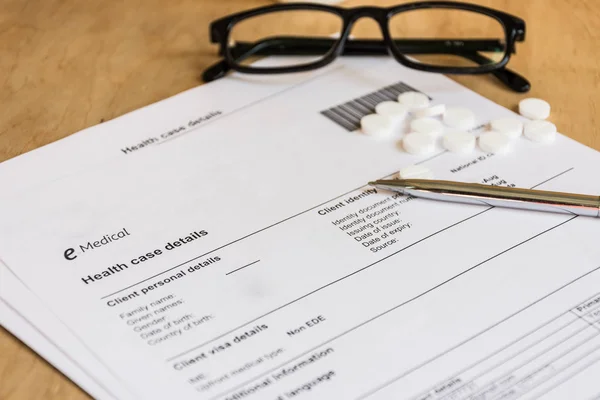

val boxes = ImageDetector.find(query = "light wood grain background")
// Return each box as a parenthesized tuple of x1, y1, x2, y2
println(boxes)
(1, 0, 599, 398)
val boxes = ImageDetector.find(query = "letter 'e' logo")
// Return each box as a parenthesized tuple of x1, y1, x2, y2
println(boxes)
(64, 248, 77, 261)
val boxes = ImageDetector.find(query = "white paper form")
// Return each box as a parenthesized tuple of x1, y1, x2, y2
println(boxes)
(1, 60, 600, 400)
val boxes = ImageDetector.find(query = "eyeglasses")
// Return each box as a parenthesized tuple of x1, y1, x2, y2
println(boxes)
(203, 1, 529, 93)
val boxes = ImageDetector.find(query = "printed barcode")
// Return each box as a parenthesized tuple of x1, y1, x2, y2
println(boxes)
(321, 81, 426, 131)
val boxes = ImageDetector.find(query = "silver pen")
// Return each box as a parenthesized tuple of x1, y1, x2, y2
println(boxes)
(369, 179, 600, 217)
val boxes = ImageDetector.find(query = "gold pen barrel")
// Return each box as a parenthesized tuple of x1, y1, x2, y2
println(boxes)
(371, 179, 600, 217)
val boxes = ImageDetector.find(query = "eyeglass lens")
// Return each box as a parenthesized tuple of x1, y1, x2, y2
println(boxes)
(228, 10, 343, 69)
(388, 9, 507, 68)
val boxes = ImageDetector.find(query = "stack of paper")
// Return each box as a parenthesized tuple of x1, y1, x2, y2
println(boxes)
(1, 57, 599, 399)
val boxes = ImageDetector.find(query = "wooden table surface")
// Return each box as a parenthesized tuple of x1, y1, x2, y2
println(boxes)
(1, 0, 599, 398)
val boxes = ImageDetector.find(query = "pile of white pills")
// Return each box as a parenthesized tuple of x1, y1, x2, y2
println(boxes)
(360, 92, 558, 157)
(359, 92, 558, 180)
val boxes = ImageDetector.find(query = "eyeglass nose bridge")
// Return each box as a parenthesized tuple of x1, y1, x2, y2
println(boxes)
(341, 7, 390, 34)
(335, 8, 395, 55)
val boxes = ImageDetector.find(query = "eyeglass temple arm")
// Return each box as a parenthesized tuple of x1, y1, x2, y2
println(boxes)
(203, 37, 530, 92)
(457, 51, 529, 93)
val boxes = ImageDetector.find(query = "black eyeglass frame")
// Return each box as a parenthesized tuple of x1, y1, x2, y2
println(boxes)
(208, 1, 526, 76)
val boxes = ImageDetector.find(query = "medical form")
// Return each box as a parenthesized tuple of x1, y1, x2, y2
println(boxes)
(1, 58, 599, 399)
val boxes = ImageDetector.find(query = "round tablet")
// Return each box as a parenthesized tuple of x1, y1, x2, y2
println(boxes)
(398, 91, 430, 110)
(402, 132, 436, 155)
(398, 164, 434, 180)
(443, 107, 476, 130)
(524, 120, 557, 144)
(479, 131, 512, 154)
(410, 117, 444, 137)
(414, 104, 446, 118)
(519, 98, 551, 120)
(442, 131, 476, 154)
(375, 101, 408, 123)
(490, 117, 523, 139)
(361, 114, 393, 138)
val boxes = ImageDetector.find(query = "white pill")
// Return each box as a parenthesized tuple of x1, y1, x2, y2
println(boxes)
(442, 131, 476, 154)
(443, 107, 476, 130)
(524, 120, 557, 144)
(414, 104, 446, 118)
(361, 114, 393, 138)
(398, 164, 434, 180)
(479, 131, 512, 154)
(398, 91, 430, 110)
(402, 132, 436, 155)
(519, 98, 551, 120)
(375, 101, 408, 123)
(410, 117, 444, 137)
(490, 117, 523, 139)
